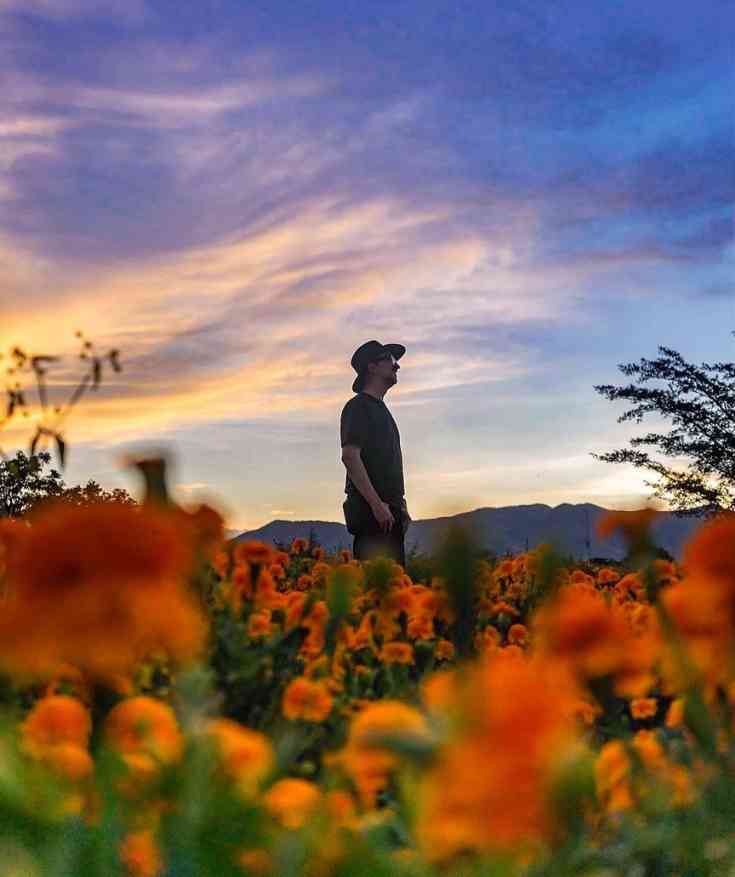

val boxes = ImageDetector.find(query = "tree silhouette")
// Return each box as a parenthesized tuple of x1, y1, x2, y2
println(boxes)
(0, 449, 136, 518)
(593, 335, 735, 517)
(0, 450, 65, 518)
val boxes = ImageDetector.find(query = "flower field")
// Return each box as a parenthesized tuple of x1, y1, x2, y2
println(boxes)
(1, 470, 735, 875)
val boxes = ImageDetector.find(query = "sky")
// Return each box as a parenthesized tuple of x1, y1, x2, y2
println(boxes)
(1, 0, 733, 531)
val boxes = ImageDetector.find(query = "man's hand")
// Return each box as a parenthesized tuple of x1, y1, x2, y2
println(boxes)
(371, 499, 396, 533)
(400, 498, 411, 529)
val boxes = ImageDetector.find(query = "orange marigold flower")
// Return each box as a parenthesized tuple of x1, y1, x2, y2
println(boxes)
(325, 788, 358, 827)
(311, 561, 331, 581)
(212, 550, 230, 578)
(512, 556, 527, 576)
(105, 697, 183, 765)
(533, 586, 656, 695)
(597, 567, 620, 585)
(406, 614, 434, 640)
(494, 559, 513, 579)
(0, 518, 27, 583)
(352, 610, 376, 650)
(254, 569, 286, 611)
(291, 537, 308, 554)
(206, 719, 274, 797)
(595, 741, 634, 814)
(264, 778, 321, 829)
(415, 652, 585, 862)
(507, 624, 529, 647)
(236, 849, 272, 876)
(652, 558, 677, 581)
(284, 592, 308, 630)
(630, 697, 658, 720)
(435, 639, 455, 661)
(178, 502, 225, 559)
(233, 540, 275, 567)
(489, 600, 519, 618)
(349, 700, 429, 750)
(39, 742, 95, 782)
(474, 625, 501, 654)
(282, 677, 333, 722)
(312, 546, 326, 561)
(119, 829, 163, 877)
(379, 642, 414, 665)
(296, 573, 314, 591)
(666, 698, 685, 728)
(0, 502, 206, 682)
(338, 700, 429, 808)
(421, 670, 458, 713)
(574, 699, 602, 727)
(248, 610, 272, 639)
(682, 513, 735, 583)
(21, 695, 92, 757)
(339, 549, 351, 563)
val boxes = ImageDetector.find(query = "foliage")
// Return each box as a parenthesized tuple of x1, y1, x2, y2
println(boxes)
(0, 449, 136, 518)
(2, 458, 735, 874)
(0, 450, 65, 518)
(593, 335, 735, 516)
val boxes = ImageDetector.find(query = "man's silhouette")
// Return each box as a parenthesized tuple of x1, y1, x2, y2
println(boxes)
(340, 340, 411, 567)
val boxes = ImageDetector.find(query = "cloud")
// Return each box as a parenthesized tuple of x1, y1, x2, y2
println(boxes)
(0, 0, 149, 23)
(1, 2, 732, 526)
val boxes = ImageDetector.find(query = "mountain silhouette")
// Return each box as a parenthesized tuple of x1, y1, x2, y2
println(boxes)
(231, 503, 703, 561)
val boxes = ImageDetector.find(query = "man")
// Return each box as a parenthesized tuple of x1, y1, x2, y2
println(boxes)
(340, 340, 411, 568)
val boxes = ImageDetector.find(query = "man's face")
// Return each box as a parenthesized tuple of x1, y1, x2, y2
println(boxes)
(370, 352, 400, 386)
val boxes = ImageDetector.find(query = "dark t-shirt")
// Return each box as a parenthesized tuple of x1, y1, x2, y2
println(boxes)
(340, 392, 405, 505)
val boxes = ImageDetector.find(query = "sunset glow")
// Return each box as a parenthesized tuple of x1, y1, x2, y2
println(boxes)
(2, 1, 732, 531)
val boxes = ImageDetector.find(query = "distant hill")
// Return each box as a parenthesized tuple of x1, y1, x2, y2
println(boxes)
(230, 503, 704, 561)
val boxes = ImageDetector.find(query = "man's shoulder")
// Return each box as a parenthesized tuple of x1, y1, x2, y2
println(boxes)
(341, 394, 369, 415)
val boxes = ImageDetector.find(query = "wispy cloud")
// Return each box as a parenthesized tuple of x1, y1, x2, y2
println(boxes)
(1, 2, 732, 526)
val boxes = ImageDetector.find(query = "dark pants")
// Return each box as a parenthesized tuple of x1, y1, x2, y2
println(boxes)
(343, 495, 406, 568)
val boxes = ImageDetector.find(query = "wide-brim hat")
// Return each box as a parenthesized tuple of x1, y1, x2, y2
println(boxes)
(351, 340, 406, 393)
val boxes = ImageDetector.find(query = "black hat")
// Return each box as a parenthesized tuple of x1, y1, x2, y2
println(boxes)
(350, 340, 406, 393)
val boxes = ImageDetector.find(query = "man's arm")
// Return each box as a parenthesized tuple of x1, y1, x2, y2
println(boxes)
(341, 446, 382, 509)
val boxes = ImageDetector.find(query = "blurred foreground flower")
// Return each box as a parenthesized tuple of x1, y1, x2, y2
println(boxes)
(416, 650, 592, 864)
(0, 500, 209, 682)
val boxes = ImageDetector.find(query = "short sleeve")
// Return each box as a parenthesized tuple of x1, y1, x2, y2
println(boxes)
(340, 399, 370, 448)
